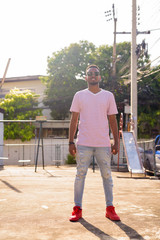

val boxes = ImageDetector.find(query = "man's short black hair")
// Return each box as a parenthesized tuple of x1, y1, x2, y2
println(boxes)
(86, 65, 100, 74)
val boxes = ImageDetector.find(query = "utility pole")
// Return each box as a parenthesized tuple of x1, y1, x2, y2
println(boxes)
(105, 2, 150, 139)
(105, 4, 117, 78)
(131, 0, 137, 139)
(0, 58, 11, 89)
(105, 2, 150, 140)
(112, 4, 117, 78)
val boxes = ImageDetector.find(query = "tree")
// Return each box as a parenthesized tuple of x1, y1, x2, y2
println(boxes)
(42, 39, 160, 138)
(138, 65, 160, 138)
(0, 88, 42, 141)
(41, 40, 96, 119)
(95, 42, 131, 114)
(42, 41, 131, 119)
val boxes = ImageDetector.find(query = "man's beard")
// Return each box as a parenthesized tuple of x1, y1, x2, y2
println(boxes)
(89, 82, 99, 86)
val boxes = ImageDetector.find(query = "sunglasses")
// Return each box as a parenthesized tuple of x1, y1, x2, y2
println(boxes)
(87, 72, 100, 76)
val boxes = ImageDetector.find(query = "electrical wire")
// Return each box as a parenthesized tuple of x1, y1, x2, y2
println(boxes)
(137, 56, 160, 71)
(138, 71, 160, 94)
(137, 68, 160, 81)
(117, 0, 160, 78)
(149, 37, 160, 50)
(137, 0, 160, 60)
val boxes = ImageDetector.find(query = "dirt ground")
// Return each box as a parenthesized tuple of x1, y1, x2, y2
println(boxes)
(0, 165, 160, 240)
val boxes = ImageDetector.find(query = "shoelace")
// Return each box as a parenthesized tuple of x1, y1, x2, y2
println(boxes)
(73, 207, 81, 214)
(108, 207, 115, 214)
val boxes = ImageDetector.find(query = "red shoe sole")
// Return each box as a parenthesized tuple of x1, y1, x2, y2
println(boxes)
(69, 216, 82, 222)
(106, 214, 120, 221)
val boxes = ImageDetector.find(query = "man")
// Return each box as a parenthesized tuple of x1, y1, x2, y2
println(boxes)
(69, 64, 120, 222)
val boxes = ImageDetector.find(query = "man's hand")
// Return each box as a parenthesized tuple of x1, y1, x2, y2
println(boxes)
(69, 144, 76, 157)
(69, 112, 79, 157)
(108, 114, 118, 155)
(111, 143, 118, 155)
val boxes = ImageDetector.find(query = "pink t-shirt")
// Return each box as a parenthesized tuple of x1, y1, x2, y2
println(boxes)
(70, 89, 118, 147)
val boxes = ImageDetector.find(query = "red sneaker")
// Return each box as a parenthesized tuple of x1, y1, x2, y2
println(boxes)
(106, 206, 120, 221)
(69, 206, 82, 222)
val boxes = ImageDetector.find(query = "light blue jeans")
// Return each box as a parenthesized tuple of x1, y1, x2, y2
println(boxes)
(74, 145, 113, 208)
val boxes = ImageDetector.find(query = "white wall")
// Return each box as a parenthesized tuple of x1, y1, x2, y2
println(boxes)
(3, 138, 69, 166)
(3, 138, 124, 166)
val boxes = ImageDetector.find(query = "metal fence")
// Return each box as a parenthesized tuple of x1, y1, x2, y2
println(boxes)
(137, 139, 155, 152)
(2, 139, 69, 166)
(1, 138, 159, 176)
(137, 139, 158, 174)
(112, 138, 159, 175)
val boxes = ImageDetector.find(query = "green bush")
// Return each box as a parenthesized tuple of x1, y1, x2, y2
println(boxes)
(66, 153, 76, 164)
(0, 88, 42, 141)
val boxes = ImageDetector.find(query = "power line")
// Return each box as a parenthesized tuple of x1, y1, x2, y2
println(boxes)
(137, 67, 160, 80)
(138, 56, 160, 71)
(149, 37, 160, 50)
(120, 56, 160, 79)
(138, 0, 160, 61)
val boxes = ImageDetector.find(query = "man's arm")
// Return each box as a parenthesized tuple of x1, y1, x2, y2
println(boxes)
(108, 114, 118, 155)
(69, 112, 79, 156)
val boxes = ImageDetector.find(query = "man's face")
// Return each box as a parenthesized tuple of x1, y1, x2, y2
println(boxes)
(85, 67, 101, 85)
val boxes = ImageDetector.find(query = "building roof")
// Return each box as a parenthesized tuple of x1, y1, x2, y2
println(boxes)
(0, 75, 45, 83)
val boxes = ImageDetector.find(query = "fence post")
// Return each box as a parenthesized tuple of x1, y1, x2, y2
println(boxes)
(0, 109, 4, 167)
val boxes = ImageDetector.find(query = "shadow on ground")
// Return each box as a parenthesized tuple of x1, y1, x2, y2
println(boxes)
(79, 218, 145, 240)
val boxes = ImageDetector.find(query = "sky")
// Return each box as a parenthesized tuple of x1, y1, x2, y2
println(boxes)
(0, 0, 160, 78)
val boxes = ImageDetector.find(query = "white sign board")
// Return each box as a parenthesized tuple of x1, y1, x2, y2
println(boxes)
(124, 106, 131, 114)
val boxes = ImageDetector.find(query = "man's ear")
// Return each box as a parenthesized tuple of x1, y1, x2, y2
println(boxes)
(85, 76, 88, 81)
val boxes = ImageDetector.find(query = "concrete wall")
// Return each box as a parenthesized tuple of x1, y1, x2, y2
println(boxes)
(3, 138, 125, 166)
(3, 138, 69, 166)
